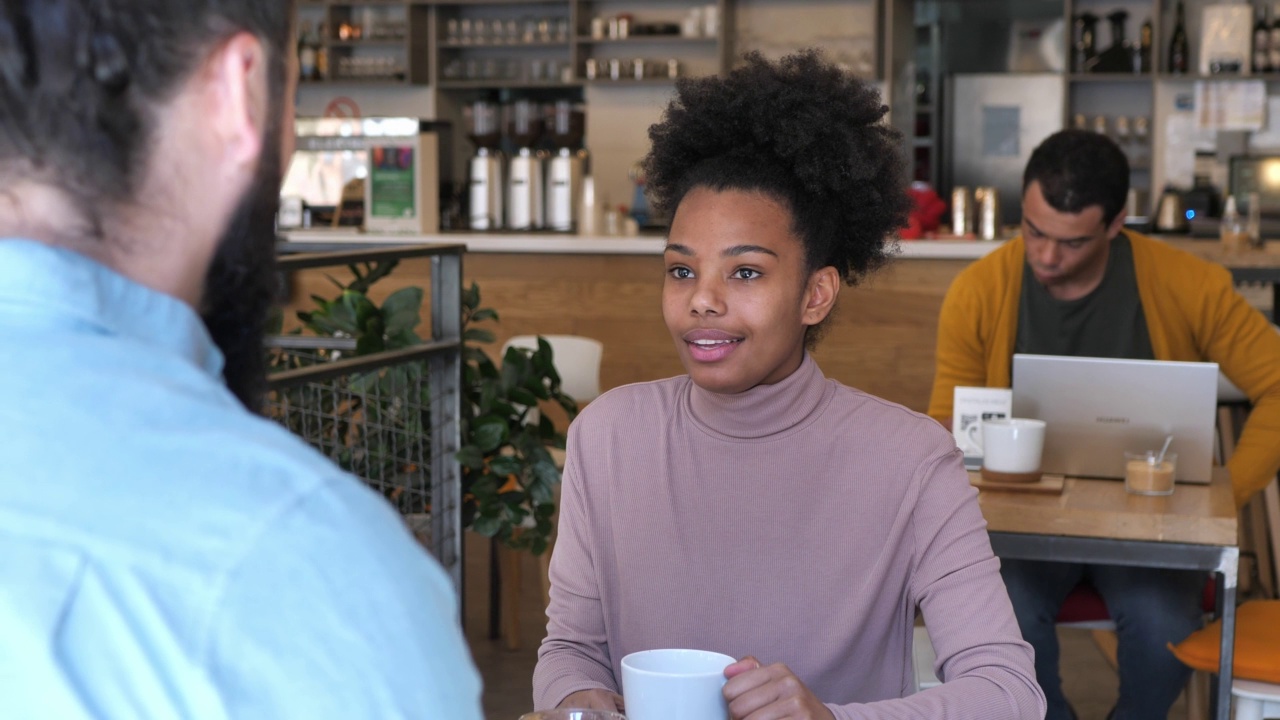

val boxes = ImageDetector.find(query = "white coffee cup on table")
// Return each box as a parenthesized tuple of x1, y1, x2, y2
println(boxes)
(621, 648, 734, 720)
(981, 418, 1046, 474)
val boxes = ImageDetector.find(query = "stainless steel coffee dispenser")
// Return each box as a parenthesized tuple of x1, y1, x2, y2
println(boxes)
(546, 100, 586, 232)
(506, 100, 545, 231)
(507, 147, 545, 231)
(467, 100, 503, 230)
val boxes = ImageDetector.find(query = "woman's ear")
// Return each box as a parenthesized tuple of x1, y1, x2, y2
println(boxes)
(802, 266, 841, 327)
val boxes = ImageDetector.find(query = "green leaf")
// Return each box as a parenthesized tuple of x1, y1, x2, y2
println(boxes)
(356, 332, 384, 356)
(509, 387, 539, 407)
(462, 281, 480, 312)
(528, 477, 554, 505)
(349, 370, 381, 394)
(383, 287, 424, 335)
(470, 308, 498, 322)
(488, 455, 522, 477)
(472, 514, 502, 537)
(532, 458, 561, 488)
(325, 297, 359, 334)
(464, 327, 496, 344)
(472, 417, 509, 452)
(456, 446, 485, 469)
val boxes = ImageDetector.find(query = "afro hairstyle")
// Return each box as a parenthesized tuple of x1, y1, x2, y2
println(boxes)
(644, 49, 911, 286)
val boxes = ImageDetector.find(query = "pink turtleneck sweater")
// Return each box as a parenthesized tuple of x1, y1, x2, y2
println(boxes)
(533, 355, 1045, 719)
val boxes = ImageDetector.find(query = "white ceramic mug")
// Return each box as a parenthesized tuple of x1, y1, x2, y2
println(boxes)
(621, 648, 734, 720)
(981, 418, 1046, 474)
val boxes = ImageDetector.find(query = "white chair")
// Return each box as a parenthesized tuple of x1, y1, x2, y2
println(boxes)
(491, 334, 603, 648)
(501, 334, 603, 406)
(1234, 679, 1280, 720)
(912, 626, 942, 693)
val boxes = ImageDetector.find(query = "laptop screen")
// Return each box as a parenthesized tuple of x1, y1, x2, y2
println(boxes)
(1010, 354, 1219, 483)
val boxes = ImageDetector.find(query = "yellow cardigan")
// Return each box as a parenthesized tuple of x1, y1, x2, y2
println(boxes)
(928, 231, 1280, 508)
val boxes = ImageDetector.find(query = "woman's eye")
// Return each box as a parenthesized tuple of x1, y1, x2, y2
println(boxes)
(733, 268, 761, 280)
(668, 266, 693, 279)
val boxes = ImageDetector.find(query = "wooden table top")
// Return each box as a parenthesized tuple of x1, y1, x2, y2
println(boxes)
(972, 467, 1238, 547)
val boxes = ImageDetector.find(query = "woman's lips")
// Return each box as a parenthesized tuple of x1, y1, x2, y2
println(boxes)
(683, 330, 743, 362)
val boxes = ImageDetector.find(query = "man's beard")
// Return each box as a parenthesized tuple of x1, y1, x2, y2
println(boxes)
(201, 130, 284, 413)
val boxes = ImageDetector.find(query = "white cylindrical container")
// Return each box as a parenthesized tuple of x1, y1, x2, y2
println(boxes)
(547, 148, 585, 232)
(506, 148, 545, 230)
(578, 175, 597, 235)
(702, 4, 719, 36)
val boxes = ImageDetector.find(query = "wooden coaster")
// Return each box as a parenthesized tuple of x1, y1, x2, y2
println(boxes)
(980, 467, 1042, 484)
(970, 469, 1066, 495)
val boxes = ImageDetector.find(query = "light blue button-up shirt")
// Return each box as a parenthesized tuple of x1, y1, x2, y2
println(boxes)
(0, 240, 483, 719)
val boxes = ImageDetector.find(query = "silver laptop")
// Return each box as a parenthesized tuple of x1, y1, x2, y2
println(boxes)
(1011, 354, 1219, 484)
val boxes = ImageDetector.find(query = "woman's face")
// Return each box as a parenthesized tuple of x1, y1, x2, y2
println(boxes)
(662, 187, 838, 394)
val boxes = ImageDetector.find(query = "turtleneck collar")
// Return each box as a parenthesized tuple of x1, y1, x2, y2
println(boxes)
(685, 353, 834, 440)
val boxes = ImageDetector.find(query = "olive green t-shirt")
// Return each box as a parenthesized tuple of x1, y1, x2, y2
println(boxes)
(1015, 233, 1155, 359)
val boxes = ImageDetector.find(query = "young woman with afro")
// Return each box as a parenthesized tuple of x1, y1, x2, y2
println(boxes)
(532, 50, 1045, 720)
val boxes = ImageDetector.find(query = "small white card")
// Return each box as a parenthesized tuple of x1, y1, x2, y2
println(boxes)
(952, 387, 1013, 461)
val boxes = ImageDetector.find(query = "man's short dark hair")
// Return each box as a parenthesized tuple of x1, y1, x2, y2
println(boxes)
(0, 1, 295, 234)
(1023, 129, 1130, 224)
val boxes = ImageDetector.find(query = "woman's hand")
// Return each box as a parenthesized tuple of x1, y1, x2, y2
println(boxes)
(722, 656, 835, 720)
(558, 689, 625, 712)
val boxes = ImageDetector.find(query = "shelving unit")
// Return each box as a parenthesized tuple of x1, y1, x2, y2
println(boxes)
(571, 0, 734, 81)
(297, 0, 431, 85)
(1057, 0, 1280, 217)
(1063, 0, 1164, 215)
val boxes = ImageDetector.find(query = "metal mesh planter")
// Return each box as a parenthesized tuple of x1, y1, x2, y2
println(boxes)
(266, 244, 464, 589)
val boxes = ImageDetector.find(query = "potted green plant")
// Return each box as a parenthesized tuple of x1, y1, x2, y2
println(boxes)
(457, 282, 577, 556)
(270, 262, 575, 556)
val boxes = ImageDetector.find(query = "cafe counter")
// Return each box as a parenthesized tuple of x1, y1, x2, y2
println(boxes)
(279, 231, 1280, 415)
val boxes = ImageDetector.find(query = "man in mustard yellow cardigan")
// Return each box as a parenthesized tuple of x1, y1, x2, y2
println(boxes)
(929, 130, 1280, 720)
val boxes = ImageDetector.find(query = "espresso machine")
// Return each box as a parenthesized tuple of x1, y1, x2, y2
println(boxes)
(506, 99, 545, 231)
(467, 100, 503, 230)
(546, 100, 587, 232)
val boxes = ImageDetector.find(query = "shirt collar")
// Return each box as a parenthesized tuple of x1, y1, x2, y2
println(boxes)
(0, 239, 225, 378)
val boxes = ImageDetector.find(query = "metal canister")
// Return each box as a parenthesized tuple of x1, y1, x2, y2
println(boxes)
(974, 186, 1000, 240)
(584, 58, 599, 80)
(951, 186, 973, 237)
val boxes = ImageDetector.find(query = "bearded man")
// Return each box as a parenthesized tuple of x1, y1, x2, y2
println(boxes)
(0, 2, 482, 716)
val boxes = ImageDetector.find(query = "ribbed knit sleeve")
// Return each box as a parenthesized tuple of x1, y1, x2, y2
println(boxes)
(532, 430, 618, 709)
(827, 446, 1045, 719)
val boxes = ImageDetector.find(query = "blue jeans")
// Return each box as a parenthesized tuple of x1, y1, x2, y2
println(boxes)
(1000, 559, 1205, 720)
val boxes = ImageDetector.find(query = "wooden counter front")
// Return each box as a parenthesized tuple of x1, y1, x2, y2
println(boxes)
(283, 251, 971, 414)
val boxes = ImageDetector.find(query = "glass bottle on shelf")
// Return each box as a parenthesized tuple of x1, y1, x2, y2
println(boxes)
(1271, 4, 1280, 72)
(315, 21, 328, 80)
(1247, 192, 1264, 249)
(1255, 5, 1271, 74)
(298, 20, 317, 81)
(1139, 18, 1153, 73)
(1221, 195, 1248, 253)
(1169, 1, 1189, 74)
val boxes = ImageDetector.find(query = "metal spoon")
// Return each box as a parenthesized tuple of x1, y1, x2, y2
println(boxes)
(1155, 434, 1174, 465)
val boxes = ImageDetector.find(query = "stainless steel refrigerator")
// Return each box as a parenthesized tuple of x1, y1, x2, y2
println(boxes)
(946, 73, 1064, 227)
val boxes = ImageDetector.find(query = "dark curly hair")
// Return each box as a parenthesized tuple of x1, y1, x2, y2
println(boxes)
(644, 50, 911, 297)
(1023, 129, 1130, 224)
